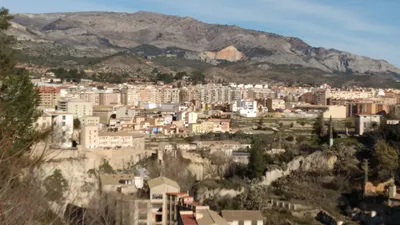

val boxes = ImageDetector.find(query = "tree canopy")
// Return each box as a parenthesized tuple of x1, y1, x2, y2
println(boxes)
(372, 140, 399, 180)
(247, 140, 267, 179)
(0, 7, 42, 156)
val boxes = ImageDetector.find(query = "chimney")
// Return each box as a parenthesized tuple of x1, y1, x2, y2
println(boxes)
(389, 185, 397, 198)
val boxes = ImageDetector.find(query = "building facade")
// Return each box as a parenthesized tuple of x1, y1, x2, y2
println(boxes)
(58, 99, 93, 118)
(355, 114, 382, 135)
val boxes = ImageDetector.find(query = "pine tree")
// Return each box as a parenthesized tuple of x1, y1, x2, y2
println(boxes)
(247, 140, 266, 179)
(0, 7, 42, 156)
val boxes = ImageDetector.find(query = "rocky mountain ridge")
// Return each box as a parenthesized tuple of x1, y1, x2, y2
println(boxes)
(8, 11, 400, 77)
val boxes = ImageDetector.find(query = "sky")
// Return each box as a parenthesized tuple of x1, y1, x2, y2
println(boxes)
(2, 0, 400, 67)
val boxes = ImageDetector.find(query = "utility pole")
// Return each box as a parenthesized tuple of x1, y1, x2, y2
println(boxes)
(278, 129, 282, 149)
(363, 159, 369, 185)
(329, 116, 334, 147)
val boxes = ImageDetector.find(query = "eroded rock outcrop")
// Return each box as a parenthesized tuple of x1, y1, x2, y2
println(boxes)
(202, 46, 245, 62)
(263, 151, 337, 185)
(35, 157, 99, 217)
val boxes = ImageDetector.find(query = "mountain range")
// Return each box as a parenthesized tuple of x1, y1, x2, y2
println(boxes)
(8, 11, 400, 87)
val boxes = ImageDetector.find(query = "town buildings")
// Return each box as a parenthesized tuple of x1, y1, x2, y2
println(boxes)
(148, 177, 181, 225)
(38, 86, 62, 109)
(58, 98, 93, 118)
(266, 98, 285, 112)
(221, 210, 264, 225)
(105, 176, 264, 225)
(33, 79, 400, 143)
(99, 174, 144, 195)
(355, 114, 382, 135)
(36, 110, 74, 149)
(81, 123, 145, 150)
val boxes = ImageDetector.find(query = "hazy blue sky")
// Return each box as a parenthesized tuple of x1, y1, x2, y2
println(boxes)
(3, 0, 400, 66)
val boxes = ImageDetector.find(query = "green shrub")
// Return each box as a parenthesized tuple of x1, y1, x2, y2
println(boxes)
(44, 169, 68, 202)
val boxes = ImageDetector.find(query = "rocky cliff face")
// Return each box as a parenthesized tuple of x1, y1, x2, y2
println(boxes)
(35, 157, 99, 216)
(263, 151, 337, 185)
(8, 11, 400, 76)
(200, 46, 245, 63)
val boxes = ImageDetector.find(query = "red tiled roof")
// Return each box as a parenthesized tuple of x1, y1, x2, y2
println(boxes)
(181, 214, 198, 225)
(37, 86, 59, 93)
(37, 86, 69, 93)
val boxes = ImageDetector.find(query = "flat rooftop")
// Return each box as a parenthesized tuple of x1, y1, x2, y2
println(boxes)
(98, 130, 144, 138)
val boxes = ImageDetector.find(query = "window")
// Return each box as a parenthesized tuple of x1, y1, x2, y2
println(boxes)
(244, 220, 251, 225)
(155, 215, 162, 222)
(62, 116, 66, 120)
(62, 122, 66, 126)
(152, 194, 163, 200)
(62, 131, 66, 136)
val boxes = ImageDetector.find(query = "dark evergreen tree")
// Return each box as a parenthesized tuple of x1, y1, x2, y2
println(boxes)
(0, 7, 42, 156)
(247, 140, 266, 179)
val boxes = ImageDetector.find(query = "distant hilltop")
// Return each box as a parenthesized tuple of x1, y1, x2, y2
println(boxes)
(8, 11, 400, 87)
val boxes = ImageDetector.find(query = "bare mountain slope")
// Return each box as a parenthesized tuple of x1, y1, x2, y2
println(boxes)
(9, 11, 400, 75)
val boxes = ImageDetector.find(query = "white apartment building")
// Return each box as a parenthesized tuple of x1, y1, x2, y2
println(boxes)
(232, 100, 258, 117)
(329, 89, 377, 100)
(58, 99, 93, 118)
(36, 111, 74, 149)
(355, 114, 382, 135)
(185, 112, 198, 124)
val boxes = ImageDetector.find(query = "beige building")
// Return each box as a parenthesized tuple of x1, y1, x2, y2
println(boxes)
(140, 86, 162, 104)
(166, 192, 229, 225)
(221, 210, 264, 225)
(355, 114, 382, 135)
(38, 86, 61, 109)
(114, 196, 152, 225)
(99, 174, 143, 195)
(81, 124, 145, 150)
(179, 87, 195, 103)
(267, 98, 285, 112)
(58, 99, 93, 118)
(148, 177, 180, 225)
(322, 105, 347, 119)
(161, 87, 180, 103)
(330, 89, 376, 99)
(81, 125, 99, 149)
(98, 131, 145, 149)
(93, 105, 115, 124)
(121, 87, 140, 106)
(80, 116, 100, 127)
(79, 92, 100, 105)
(314, 89, 330, 105)
(99, 92, 121, 105)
